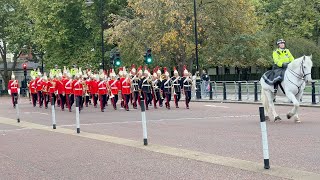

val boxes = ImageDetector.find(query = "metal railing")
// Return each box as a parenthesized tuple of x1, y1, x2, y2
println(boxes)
(196, 80, 320, 105)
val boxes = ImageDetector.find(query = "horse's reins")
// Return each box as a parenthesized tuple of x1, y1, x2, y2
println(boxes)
(285, 56, 311, 95)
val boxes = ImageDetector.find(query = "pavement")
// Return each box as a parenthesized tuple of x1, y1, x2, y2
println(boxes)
(1, 96, 320, 180)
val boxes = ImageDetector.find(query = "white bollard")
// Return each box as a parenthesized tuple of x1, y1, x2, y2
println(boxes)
(140, 95, 148, 145)
(76, 96, 80, 133)
(51, 96, 56, 129)
(259, 106, 270, 169)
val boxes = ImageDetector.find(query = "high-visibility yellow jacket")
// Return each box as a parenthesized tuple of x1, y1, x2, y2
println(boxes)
(272, 48, 294, 67)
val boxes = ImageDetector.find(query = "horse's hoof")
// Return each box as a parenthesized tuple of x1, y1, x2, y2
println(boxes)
(265, 116, 270, 121)
(287, 113, 294, 119)
(274, 116, 281, 122)
(295, 119, 301, 123)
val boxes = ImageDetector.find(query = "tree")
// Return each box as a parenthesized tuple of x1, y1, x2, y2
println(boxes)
(0, 0, 32, 90)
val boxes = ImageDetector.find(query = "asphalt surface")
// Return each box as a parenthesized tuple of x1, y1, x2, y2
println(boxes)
(1, 96, 320, 180)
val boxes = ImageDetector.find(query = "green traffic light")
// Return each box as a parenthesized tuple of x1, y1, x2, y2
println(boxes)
(115, 60, 121, 66)
(147, 58, 152, 63)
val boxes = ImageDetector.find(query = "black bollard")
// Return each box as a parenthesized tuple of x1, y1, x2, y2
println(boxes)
(254, 81, 258, 102)
(259, 107, 270, 169)
(209, 82, 213, 100)
(223, 82, 227, 100)
(238, 82, 242, 101)
(140, 95, 148, 145)
(311, 81, 316, 104)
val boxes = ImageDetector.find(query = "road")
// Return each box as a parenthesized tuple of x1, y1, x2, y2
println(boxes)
(1, 97, 320, 180)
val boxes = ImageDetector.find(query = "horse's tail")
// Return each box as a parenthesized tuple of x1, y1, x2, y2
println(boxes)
(261, 88, 269, 113)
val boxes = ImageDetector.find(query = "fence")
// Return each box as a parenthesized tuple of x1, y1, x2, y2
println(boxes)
(197, 80, 320, 105)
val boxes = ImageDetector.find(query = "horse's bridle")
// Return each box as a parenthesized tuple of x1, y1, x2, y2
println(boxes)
(285, 56, 311, 95)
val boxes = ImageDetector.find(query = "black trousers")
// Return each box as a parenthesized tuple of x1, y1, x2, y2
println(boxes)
(111, 94, 119, 108)
(100, 94, 107, 110)
(32, 93, 38, 107)
(75, 95, 83, 111)
(37, 91, 43, 107)
(11, 93, 18, 107)
(50, 93, 56, 106)
(123, 94, 130, 108)
(59, 94, 66, 110)
(92, 94, 98, 106)
(174, 92, 181, 105)
(185, 91, 191, 104)
(43, 93, 49, 108)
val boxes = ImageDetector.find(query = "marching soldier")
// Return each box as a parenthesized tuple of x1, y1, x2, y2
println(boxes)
(29, 74, 38, 107)
(118, 67, 125, 108)
(109, 69, 120, 110)
(121, 70, 131, 111)
(181, 65, 192, 109)
(73, 73, 84, 112)
(98, 73, 108, 112)
(152, 68, 161, 109)
(47, 72, 57, 106)
(64, 72, 74, 112)
(171, 67, 182, 108)
(35, 69, 43, 108)
(56, 73, 66, 111)
(161, 67, 172, 109)
(41, 73, 50, 109)
(140, 67, 153, 110)
(84, 73, 91, 107)
(131, 65, 141, 109)
(156, 67, 164, 107)
(90, 74, 99, 108)
(8, 72, 19, 108)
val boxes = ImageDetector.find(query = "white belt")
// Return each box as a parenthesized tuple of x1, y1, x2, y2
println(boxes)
(184, 85, 191, 87)
(165, 87, 171, 88)
(132, 83, 138, 85)
(65, 87, 72, 89)
(111, 87, 118, 89)
(123, 86, 130, 88)
(11, 87, 18, 89)
(75, 88, 82, 90)
(142, 85, 150, 86)
(173, 84, 180, 86)
(99, 88, 106, 90)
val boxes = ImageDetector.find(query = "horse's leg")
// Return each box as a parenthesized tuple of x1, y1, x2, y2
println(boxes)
(261, 89, 270, 121)
(265, 89, 280, 121)
(286, 92, 301, 123)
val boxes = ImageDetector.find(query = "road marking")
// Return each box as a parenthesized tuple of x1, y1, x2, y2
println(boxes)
(59, 115, 259, 127)
(205, 104, 230, 108)
(24, 112, 49, 115)
(0, 117, 319, 179)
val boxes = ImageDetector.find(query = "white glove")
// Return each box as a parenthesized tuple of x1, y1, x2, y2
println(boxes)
(18, 88, 20, 95)
(8, 90, 11, 95)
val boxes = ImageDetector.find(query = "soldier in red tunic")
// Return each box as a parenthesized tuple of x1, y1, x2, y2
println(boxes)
(47, 72, 57, 106)
(73, 73, 84, 112)
(121, 71, 131, 111)
(118, 67, 125, 108)
(98, 73, 108, 112)
(41, 73, 50, 109)
(108, 69, 120, 110)
(84, 74, 91, 107)
(35, 69, 43, 108)
(56, 73, 66, 111)
(8, 72, 19, 108)
(29, 75, 38, 107)
(64, 72, 74, 112)
(90, 74, 99, 108)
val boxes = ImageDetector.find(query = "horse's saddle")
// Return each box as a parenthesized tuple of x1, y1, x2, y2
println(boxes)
(262, 68, 286, 85)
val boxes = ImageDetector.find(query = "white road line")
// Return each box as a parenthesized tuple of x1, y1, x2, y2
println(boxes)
(59, 114, 260, 127)
(205, 105, 230, 108)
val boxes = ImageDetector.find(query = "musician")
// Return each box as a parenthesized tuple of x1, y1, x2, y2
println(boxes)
(180, 65, 192, 109)
(109, 69, 120, 110)
(8, 72, 19, 108)
(156, 67, 164, 107)
(131, 65, 141, 109)
(47, 73, 57, 106)
(90, 74, 99, 108)
(98, 73, 108, 112)
(139, 67, 153, 110)
(171, 67, 182, 108)
(152, 68, 161, 109)
(41, 73, 50, 109)
(73, 73, 84, 112)
(83, 74, 91, 107)
(35, 69, 43, 108)
(56, 73, 66, 111)
(161, 67, 172, 109)
(118, 67, 125, 108)
(64, 72, 74, 112)
(121, 71, 131, 111)
(29, 75, 38, 107)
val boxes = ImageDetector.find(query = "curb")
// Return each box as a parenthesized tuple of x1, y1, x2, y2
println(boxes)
(192, 99, 320, 108)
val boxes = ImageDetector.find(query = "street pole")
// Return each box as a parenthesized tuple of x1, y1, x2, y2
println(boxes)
(193, 0, 201, 99)
(100, 0, 105, 71)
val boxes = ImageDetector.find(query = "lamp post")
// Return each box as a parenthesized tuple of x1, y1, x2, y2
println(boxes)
(85, 0, 105, 70)
(193, 0, 201, 99)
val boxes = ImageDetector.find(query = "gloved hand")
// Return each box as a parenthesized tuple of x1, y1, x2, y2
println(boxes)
(8, 90, 11, 95)
(282, 63, 289, 68)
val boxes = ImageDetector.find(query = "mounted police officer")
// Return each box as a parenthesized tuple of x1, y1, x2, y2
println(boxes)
(272, 39, 294, 94)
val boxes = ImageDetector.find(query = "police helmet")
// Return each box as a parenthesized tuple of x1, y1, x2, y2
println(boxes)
(276, 39, 286, 45)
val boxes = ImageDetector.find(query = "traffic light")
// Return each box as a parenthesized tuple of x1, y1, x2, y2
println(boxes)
(144, 48, 152, 64)
(114, 52, 121, 67)
(22, 63, 27, 76)
(110, 54, 114, 66)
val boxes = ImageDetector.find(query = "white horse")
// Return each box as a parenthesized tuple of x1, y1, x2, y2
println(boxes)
(260, 55, 313, 123)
